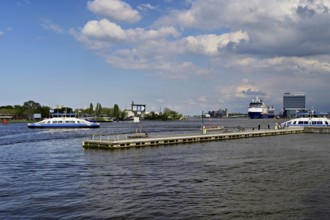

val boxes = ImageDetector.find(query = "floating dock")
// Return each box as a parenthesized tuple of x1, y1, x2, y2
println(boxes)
(83, 127, 304, 150)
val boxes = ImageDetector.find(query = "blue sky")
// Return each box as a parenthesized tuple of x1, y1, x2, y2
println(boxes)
(1, 0, 330, 115)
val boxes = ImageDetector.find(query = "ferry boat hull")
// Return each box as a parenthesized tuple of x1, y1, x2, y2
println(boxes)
(27, 117, 100, 129)
(27, 124, 100, 129)
(281, 117, 330, 128)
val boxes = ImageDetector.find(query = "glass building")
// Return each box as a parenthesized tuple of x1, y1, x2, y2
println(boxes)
(283, 92, 306, 117)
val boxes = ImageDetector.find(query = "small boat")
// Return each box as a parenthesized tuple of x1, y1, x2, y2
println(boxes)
(280, 117, 330, 128)
(27, 117, 100, 129)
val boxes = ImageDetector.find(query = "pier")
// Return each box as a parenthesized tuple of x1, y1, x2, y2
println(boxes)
(303, 126, 330, 133)
(83, 127, 304, 150)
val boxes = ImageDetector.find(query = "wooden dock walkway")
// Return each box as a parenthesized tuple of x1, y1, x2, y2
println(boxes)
(82, 127, 304, 150)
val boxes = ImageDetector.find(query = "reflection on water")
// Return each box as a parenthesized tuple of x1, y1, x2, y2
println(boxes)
(0, 119, 330, 219)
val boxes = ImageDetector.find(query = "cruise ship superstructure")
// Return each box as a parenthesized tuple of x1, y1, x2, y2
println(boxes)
(248, 97, 275, 119)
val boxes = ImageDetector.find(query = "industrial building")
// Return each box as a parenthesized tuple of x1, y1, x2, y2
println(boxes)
(283, 92, 306, 118)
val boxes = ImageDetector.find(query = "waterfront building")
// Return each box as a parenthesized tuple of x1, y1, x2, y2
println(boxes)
(0, 114, 13, 120)
(207, 108, 228, 118)
(283, 92, 306, 118)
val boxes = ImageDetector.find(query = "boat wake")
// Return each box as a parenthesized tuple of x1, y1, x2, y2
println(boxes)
(0, 129, 88, 146)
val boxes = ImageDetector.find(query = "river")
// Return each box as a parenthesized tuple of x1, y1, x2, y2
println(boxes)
(1, 118, 330, 219)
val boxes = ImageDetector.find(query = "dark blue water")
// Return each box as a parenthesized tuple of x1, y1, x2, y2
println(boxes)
(1, 119, 330, 219)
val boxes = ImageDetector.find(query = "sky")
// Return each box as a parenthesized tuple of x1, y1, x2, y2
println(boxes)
(1, 0, 330, 115)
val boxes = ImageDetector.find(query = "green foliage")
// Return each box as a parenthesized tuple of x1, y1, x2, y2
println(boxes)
(23, 100, 41, 110)
(0, 101, 46, 120)
(113, 104, 120, 119)
(120, 110, 127, 119)
(89, 103, 94, 115)
(1, 101, 183, 121)
(39, 106, 51, 118)
(145, 107, 183, 120)
(0, 105, 13, 109)
(95, 103, 102, 116)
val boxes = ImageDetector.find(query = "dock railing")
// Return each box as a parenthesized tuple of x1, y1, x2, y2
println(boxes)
(90, 132, 148, 141)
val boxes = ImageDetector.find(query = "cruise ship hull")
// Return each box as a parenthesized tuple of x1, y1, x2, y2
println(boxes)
(248, 97, 275, 119)
(248, 112, 268, 119)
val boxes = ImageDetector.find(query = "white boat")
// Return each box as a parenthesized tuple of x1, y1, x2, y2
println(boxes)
(280, 117, 330, 128)
(267, 105, 275, 118)
(248, 97, 269, 119)
(27, 117, 100, 129)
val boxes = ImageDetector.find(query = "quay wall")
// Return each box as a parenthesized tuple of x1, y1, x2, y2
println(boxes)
(303, 126, 330, 133)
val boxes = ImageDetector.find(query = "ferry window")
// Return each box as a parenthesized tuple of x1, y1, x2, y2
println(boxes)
(304, 121, 308, 124)
(58, 121, 63, 124)
(47, 121, 51, 124)
(293, 121, 297, 124)
(288, 122, 291, 125)
(298, 121, 304, 125)
(65, 121, 71, 124)
(317, 121, 323, 124)
(312, 121, 316, 124)
(53, 121, 58, 124)
(326, 121, 329, 125)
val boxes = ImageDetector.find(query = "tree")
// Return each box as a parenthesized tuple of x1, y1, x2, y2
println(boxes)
(13, 105, 25, 119)
(23, 100, 41, 120)
(113, 104, 120, 120)
(120, 110, 127, 119)
(39, 106, 51, 118)
(95, 103, 102, 116)
(89, 103, 94, 115)
(23, 100, 41, 110)
(0, 105, 13, 109)
(144, 108, 182, 120)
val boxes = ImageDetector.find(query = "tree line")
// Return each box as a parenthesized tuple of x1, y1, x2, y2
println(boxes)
(0, 100, 183, 121)
(145, 107, 183, 120)
(0, 100, 126, 120)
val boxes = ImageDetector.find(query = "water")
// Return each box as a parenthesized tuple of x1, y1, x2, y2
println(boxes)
(1, 119, 330, 219)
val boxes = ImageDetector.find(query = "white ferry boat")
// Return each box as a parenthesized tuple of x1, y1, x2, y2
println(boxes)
(27, 117, 100, 129)
(281, 117, 330, 128)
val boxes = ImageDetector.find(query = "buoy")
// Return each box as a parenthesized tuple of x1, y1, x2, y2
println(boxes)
(3, 119, 7, 125)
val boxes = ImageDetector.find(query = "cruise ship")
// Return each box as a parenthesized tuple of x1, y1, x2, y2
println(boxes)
(248, 97, 275, 119)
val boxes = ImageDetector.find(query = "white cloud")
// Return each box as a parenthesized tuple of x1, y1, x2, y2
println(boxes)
(72, 0, 330, 113)
(87, 0, 141, 23)
(155, 0, 302, 29)
(198, 96, 207, 102)
(155, 0, 330, 57)
(215, 79, 268, 105)
(137, 3, 158, 11)
(81, 19, 126, 41)
(70, 28, 112, 50)
(184, 99, 196, 106)
(126, 26, 180, 41)
(183, 31, 249, 56)
(0, 27, 13, 37)
(106, 52, 211, 79)
(79, 19, 179, 43)
(227, 56, 330, 77)
(40, 20, 64, 34)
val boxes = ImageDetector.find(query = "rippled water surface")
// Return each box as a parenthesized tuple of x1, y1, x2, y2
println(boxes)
(1, 119, 330, 219)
